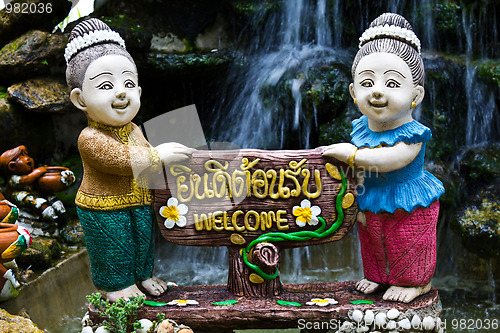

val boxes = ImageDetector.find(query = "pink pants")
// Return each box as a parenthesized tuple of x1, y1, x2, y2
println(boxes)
(358, 201, 440, 287)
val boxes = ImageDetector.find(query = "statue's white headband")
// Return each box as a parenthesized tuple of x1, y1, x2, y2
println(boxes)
(359, 24, 421, 53)
(64, 30, 126, 64)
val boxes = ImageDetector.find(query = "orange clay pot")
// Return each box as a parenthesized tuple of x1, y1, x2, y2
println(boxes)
(35, 166, 74, 194)
(0, 223, 20, 263)
(0, 204, 11, 222)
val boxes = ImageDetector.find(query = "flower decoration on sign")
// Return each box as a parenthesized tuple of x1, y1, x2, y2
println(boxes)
(293, 199, 321, 227)
(306, 298, 338, 307)
(167, 299, 199, 307)
(159, 197, 188, 229)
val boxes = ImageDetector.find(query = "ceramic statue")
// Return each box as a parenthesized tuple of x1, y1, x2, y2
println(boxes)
(65, 18, 192, 302)
(0, 193, 31, 301)
(0, 145, 75, 221)
(323, 13, 445, 303)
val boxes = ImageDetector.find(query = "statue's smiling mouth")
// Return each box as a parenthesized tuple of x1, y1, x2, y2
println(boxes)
(369, 101, 388, 108)
(113, 101, 129, 110)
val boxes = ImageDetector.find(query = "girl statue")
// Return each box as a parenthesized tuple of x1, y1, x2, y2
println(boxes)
(65, 18, 192, 302)
(323, 13, 445, 303)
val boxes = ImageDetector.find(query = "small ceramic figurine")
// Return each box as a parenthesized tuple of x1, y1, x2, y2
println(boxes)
(0, 193, 31, 301)
(65, 18, 192, 302)
(0, 145, 75, 221)
(0, 222, 31, 301)
(323, 13, 445, 303)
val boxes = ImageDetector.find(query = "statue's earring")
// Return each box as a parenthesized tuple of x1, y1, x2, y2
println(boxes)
(353, 98, 357, 105)
(411, 101, 417, 109)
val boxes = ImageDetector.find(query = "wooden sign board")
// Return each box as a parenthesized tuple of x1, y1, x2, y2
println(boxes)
(153, 148, 358, 297)
(154, 148, 357, 247)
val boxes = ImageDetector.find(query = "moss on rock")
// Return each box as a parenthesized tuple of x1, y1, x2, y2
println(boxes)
(453, 186, 500, 259)
(0, 308, 44, 333)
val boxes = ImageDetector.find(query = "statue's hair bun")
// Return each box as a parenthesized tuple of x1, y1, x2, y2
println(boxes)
(69, 18, 112, 42)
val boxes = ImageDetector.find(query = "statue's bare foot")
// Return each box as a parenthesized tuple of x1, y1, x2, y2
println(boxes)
(102, 284, 144, 302)
(140, 276, 170, 296)
(356, 278, 381, 294)
(382, 282, 431, 303)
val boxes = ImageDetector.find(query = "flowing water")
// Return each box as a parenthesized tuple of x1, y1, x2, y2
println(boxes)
(43, 0, 499, 332)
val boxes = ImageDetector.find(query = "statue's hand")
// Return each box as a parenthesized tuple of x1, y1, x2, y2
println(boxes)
(322, 143, 356, 163)
(155, 142, 193, 165)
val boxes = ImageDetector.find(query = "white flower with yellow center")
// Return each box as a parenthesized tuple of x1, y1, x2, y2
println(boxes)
(306, 298, 338, 307)
(167, 299, 199, 307)
(293, 199, 321, 227)
(159, 197, 188, 229)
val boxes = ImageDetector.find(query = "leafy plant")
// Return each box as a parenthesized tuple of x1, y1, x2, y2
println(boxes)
(86, 293, 172, 333)
(86, 293, 145, 333)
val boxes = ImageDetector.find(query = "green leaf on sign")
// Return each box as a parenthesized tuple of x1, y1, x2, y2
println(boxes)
(212, 300, 238, 306)
(144, 300, 169, 307)
(277, 300, 302, 307)
(350, 300, 374, 305)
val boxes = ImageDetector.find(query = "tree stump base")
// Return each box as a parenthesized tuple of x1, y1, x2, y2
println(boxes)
(89, 281, 442, 333)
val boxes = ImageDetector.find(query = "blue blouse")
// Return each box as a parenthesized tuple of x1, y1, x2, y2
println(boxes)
(351, 116, 445, 214)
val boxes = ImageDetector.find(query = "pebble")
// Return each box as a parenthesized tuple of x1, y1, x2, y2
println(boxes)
(81, 327, 93, 333)
(374, 312, 387, 327)
(398, 318, 412, 330)
(341, 321, 355, 331)
(351, 309, 364, 323)
(422, 316, 436, 331)
(387, 308, 400, 320)
(136, 319, 153, 333)
(435, 317, 442, 332)
(364, 309, 375, 326)
(411, 315, 422, 328)
(95, 327, 110, 333)
(356, 326, 370, 333)
(157, 320, 175, 333)
(387, 320, 397, 330)
(178, 329, 194, 333)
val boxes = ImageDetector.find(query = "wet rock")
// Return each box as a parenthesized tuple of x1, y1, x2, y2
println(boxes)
(0, 308, 44, 333)
(0, 97, 55, 157)
(99, 16, 152, 52)
(453, 184, 500, 258)
(0, 30, 67, 82)
(7, 77, 71, 113)
(0, 0, 71, 47)
(60, 218, 85, 245)
(459, 144, 500, 188)
(194, 14, 230, 51)
(17, 236, 61, 269)
(94, 0, 226, 43)
(147, 50, 234, 78)
(151, 32, 189, 53)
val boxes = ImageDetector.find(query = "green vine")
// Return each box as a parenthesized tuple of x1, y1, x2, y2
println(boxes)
(242, 169, 347, 280)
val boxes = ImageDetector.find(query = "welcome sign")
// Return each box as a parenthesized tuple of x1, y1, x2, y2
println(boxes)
(154, 148, 357, 248)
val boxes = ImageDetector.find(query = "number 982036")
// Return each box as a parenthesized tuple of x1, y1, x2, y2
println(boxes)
(4, 2, 52, 14)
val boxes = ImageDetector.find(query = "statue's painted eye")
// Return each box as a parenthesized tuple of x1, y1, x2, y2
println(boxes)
(125, 79, 136, 88)
(360, 79, 373, 87)
(386, 80, 400, 88)
(97, 82, 113, 90)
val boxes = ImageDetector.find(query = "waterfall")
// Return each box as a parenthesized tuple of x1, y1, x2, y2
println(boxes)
(462, 5, 498, 146)
(212, 0, 347, 150)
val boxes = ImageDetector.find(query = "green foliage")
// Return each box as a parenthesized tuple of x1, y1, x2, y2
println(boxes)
(86, 293, 145, 333)
(478, 62, 500, 88)
(435, 2, 461, 32)
(0, 86, 8, 99)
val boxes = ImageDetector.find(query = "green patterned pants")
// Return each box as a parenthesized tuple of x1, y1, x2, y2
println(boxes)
(77, 206, 155, 291)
